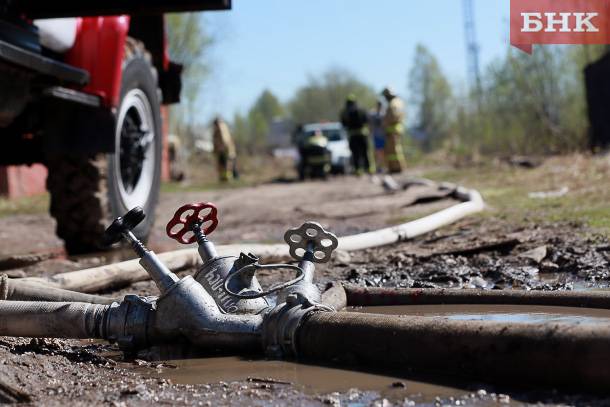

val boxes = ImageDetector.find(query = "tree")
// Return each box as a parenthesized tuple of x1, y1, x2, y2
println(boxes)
(231, 112, 249, 150)
(250, 89, 284, 124)
(230, 89, 285, 152)
(166, 13, 214, 136)
(289, 68, 377, 124)
(451, 45, 593, 158)
(408, 45, 454, 151)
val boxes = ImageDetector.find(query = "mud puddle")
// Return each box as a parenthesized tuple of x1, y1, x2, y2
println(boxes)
(152, 356, 472, 403)
(350, 304, 610, 325)
(140, 304, 610, 404)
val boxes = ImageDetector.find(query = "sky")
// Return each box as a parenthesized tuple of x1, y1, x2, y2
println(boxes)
(197, 0, 512, 122)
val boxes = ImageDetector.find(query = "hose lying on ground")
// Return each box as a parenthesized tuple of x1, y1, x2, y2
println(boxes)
(21, 182, 484, 293)
(338, 186, 483, 251)
(0, 275, 115, 304)
(341, 285, 610, 310)
(297, 311, 610, 392)
(0, 301, 108, 339)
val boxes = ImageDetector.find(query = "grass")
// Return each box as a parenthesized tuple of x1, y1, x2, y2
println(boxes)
(0, 193, 49, 218)
(420, 154, 610, 236)
(166, 152, 610, 236)
(164, 155, 296, 193)
(2, 152, 595, 236)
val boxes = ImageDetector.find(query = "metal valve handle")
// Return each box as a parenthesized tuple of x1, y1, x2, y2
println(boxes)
(166, 202, 219, 244)
(283, 221, 338, 263)
(103, 206, 146, 245)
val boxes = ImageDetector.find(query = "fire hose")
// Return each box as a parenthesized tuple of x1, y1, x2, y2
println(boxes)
(0, 274, 115, 304)
(20, 181, 483, 293)
(2, 194, 610, 392)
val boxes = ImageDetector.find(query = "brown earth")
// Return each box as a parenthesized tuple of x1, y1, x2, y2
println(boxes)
(1, 158, 610, 406)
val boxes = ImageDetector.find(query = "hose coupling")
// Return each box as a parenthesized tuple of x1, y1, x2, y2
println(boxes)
(262, 292, 333, 358)
(105, 295, 154, 352)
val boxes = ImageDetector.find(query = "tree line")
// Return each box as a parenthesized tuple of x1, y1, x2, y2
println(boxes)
(167, 14, 605, 158)
(229, 44, 605, 158)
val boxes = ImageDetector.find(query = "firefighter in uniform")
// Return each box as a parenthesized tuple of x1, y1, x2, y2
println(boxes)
(370, 100, 385, 173)
(299, 129, 331, 180)
(340, 95, 373, 175)
(168, 134, 185, 182)
(382, 87, 406, 173)
(212, 116, 236, 182)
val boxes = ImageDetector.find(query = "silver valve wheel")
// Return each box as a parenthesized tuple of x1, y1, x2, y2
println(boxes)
(283, 221, 338, 263)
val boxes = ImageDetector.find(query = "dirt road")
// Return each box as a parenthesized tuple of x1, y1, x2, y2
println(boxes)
(1, 168, 609, 405)
(0, 175, 454, 257)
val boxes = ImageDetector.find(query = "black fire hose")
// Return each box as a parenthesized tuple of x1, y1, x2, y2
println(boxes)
(342, 285, 610, 309)
(296, 311, 610, 392)
(0, 275, 116, 304)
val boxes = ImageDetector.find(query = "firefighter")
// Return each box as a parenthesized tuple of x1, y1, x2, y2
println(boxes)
(370, 100, 385, 173)
(382, 87, 406, 173)
(340, 95, 373, 175)
(299, 129, 331, 180)
(168, 134, 185, 182)
(212, 116, 236, 182)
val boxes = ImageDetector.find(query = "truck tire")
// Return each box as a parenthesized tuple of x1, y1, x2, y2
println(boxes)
(47, 39, 162, 254)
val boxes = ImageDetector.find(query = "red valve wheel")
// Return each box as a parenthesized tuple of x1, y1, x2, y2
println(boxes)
(166, 202, 219, 244)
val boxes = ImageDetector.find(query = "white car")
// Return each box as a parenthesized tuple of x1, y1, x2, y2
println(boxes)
(302, 122, 352, 174)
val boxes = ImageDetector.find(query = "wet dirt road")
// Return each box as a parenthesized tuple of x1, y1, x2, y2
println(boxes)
(0, 176, 453, 257)
(1, 175, 610, 405)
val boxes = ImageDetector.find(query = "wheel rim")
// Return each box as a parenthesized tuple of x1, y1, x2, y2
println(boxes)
(114, 89, 156, 210)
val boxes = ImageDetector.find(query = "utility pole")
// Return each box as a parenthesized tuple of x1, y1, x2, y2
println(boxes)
(463, 0, 482, 95)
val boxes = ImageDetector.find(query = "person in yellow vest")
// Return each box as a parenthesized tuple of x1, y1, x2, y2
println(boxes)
(299, 129, 331, 180)
(212, 116, 236, 182)
(382, 87, 406, 173)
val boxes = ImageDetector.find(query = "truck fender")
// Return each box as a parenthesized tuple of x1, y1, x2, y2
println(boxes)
(66, 16, 130, 108)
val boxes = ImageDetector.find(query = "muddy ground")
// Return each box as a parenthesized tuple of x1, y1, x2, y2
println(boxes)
(1, 162, 610, 406)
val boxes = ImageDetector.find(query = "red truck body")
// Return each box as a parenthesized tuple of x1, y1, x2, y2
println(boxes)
(0, 1, 231, 251)
(66, 16, 131, 108)
(1, 15, 166, 198)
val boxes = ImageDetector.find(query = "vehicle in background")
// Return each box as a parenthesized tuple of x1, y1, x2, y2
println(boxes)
(0, 1, 230, 253)
(299, 122, 351, 174)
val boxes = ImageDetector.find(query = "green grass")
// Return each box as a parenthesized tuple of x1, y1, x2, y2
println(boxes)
(420, 155, 610, 236)
(164, 155, 296, 194)
(0, 193, 49, 218)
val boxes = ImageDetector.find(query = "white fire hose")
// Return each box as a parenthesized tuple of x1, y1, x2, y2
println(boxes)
(23, 182, 484, 293)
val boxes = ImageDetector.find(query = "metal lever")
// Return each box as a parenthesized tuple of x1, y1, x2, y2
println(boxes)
(223, 263, 305, 299)
(104, 207, 178, 294)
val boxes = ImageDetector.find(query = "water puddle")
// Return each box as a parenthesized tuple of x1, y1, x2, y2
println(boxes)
(155, 356, 469, 402)
(141, 303, 610, 402)
(350, 304, 610, 325)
